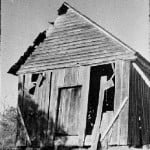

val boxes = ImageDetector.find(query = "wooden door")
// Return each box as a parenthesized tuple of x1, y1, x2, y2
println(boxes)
(49, 66, 90, 146)
(56, 86, 82, 135)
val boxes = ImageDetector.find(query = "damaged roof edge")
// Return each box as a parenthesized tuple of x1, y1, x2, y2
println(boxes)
(8, 30, 46, 75)
(63, 2, 136, 55)
(8, 2, 139, 76)
(57, 2, 69, 15)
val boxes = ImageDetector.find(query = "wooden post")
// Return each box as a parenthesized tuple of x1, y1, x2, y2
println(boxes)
(101, 97, 128, 142)
(17, 106, 31, 146)
(89, 76, 107, 150)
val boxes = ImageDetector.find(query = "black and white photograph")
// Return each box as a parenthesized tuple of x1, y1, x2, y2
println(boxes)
(1, 0, 150, 149)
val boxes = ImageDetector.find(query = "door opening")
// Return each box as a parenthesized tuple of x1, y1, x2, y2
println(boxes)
(86, 63, 115, 135)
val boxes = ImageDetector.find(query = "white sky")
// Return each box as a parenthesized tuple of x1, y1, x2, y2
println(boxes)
(1, 0, 149, 111)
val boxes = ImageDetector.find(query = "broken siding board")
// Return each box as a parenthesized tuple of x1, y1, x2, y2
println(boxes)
(21, 72, 52, 146)
(33, 73, 43, 104)
(24, 74, 32, 94)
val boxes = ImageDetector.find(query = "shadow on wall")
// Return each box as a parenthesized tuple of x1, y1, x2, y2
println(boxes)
(17, 82, 67, 150)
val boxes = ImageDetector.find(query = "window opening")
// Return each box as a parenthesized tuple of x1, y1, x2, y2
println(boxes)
(31, 74, 39, 82)
(86, 64, 115, 135)
(29, 86, 36, 95)
(29, 73, 44, 95)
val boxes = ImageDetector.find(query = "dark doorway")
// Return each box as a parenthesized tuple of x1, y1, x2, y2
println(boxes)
(86, 63, 115, 135)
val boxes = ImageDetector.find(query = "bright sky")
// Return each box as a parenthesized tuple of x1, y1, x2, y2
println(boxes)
(1, 0, 149, 111)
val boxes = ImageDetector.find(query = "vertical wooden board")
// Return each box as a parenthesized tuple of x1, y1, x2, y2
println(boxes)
(48, 70, 58, 141)
(42, 73, 47, 113)
(17, 74, 27, 146)
(32, 73, 43, 104)
(119, 61, 130, 145)
(45, 71, 52, 114)
(47, 71, 54, 144)
(100, 111, 113, 145)
(49, 69, 66, 141)
(78, 66, 90, 145)
(57, 88, 70, 133)
(57, 87, 81, 135)
(138, 69, 150, 145)
(109, 60, 123, 145)
(38, 79, 43, 111)
(110, 60, 130, 145)
(131, 66, 140, 146)
(24, 74, 32, 92)
(64, 67, 79, 86)
(18, 74, 24, 112)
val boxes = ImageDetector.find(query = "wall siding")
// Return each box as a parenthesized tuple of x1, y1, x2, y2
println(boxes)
(128, 64, 150, 147)
(17, 71, 52, 147)
(108, 60, 130, 146)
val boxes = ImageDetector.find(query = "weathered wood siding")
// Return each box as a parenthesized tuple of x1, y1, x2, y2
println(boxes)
(128, 63, 150, 147)
(18, 5, 135, 74)
(17, 71, 52, 147)
(49, 66, 90, 146)
(104, 60, 130, 146)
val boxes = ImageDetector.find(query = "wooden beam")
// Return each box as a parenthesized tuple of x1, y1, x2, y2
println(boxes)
(89, 76, 107, 150)
(17, 106, 31, 146)
(100, 97, 128, 142)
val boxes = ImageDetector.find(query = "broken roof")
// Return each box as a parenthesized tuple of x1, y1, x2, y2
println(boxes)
(9, 2, 140, 75)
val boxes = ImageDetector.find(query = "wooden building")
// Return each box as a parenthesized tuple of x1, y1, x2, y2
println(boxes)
(8, 2, 150, 150)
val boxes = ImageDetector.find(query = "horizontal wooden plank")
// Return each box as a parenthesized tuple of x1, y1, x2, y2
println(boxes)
(33, 34, 106, 54)
(27, 44, 121, 63)
(24, 51, 130, 68)
(45, 27, 98, 42)
(18, 54, 136, 74)
(29, 40, 113, 59)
